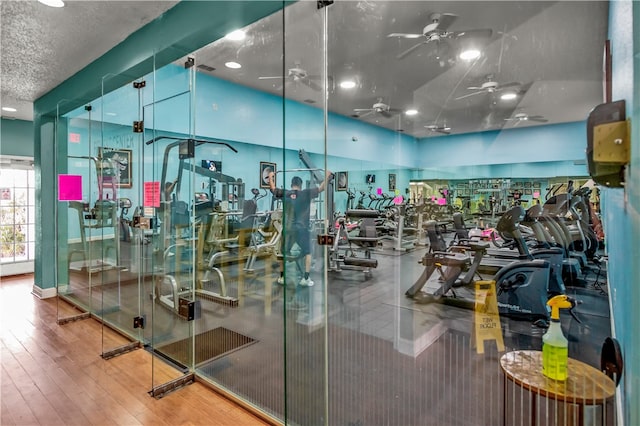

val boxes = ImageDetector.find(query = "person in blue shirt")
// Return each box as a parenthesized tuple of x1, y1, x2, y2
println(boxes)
(268, 169, 332, 286)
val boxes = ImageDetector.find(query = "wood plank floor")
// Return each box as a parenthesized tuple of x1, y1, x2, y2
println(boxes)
(0, 274, 271, 426)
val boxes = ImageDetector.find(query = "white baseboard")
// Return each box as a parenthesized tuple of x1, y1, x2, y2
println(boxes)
(32, 285, 57, 299)
(396, 321, 447, 358)
(1, 261, 34, 277)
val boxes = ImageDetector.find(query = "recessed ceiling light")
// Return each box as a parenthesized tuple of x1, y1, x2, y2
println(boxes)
(37, 0, 64, 7)
(405, 109, 418, 116)
(2, 107, 17, 112)
(500, 92, 518, 100)
(459, 49, 481, 60)
(339, 80, 356, 89)
(225, 30, 246, 41)
(225, 61, 242, 69)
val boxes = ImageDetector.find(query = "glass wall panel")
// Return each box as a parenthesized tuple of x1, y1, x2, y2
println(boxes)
(324, 1, 614, 425)
(281, 3, 330, 425)
(139, 2, 333, 422)
(56, 98, 103, 322)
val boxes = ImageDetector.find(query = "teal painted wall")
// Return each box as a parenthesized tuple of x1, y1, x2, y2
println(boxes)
(88, 63, 418, 166)
(416, 122, 588, 168)
(602, 1, 639, 424)
(0, 119, 33, 157)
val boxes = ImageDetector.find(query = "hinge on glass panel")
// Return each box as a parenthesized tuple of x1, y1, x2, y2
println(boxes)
(317, 0, 333, 9)
(133, 80, 146, 89)
(317, 234, 335, 245)
(84, 105, 92, 111)
(133, 121, 144, 133)
(184, 56, 195, 69)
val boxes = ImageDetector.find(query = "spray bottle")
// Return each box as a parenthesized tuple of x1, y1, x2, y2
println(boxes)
(542, 295, 574, 380)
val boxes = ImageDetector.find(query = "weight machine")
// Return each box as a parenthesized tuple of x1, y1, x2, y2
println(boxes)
(144, 136, 245, 315)
(67, 155, 121, 274)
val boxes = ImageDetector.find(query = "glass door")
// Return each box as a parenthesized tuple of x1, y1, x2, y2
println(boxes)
(97, 72, 148, 357)
(147, 53, 198, 395)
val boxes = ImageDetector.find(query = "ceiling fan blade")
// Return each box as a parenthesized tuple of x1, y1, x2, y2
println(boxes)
(496, 82, 521, 90)
(455, 91, 485, 100)
(528, 116, 548, 122)
(258, 76, 284, 80)
(467, 86, 483, 90)
(435, 13, 458, 31)
(353, 108, 374, 113)
(387, 32, 423, 39)
(397, 42, 426, 59)
(380, 111, 393, 118)
(454, 28, 493, 40)
(355, 110, 375, 119)
(437, 129, 451, 135)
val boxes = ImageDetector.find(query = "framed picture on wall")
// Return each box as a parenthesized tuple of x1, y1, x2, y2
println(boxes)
(260, 161, 276, 189)
(336, 171, 348, 191)
(389, 173, 396, 191)
(99, 148, 132, 188)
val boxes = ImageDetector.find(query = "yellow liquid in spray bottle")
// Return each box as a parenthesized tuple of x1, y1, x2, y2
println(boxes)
(542, 320, 568, 380)
(542, 295, 571, 381)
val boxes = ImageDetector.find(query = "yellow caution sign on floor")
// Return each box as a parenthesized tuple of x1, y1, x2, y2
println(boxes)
(472, 280, 505, 354)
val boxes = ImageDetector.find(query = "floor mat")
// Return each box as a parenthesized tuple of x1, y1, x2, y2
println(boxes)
(157, 327, 257, 366)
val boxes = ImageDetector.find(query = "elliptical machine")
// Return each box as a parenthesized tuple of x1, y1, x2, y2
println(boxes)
(406, 206, 560, 324)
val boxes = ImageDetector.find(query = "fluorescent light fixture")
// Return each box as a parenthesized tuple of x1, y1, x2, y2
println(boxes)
(105, 112, 117, 116)
(459, 49, 481, 60)
(37, 0, 64, 7)
(225, 30, 246, 41)
(225, 61, 242, 69)
(500, 92, 517, 100)
(405, 109, 418, 116)
(339, 80, 356, 89)
(2, 107, 17, 112)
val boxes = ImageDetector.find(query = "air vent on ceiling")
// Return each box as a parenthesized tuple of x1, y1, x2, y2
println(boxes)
(197, 64, 216, 72)
(304, 99, 316, 104)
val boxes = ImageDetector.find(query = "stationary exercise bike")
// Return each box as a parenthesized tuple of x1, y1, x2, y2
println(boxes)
(406, 206, 559, 324)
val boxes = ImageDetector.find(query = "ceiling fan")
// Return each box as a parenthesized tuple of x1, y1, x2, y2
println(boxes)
(425, 123, 451, 135)
(455, 75, 521, 100)
(387, 12, 492, 60)
(504, 112, 548, 126)
(258, 62, 326, 91)
(353, 98, 402, 119)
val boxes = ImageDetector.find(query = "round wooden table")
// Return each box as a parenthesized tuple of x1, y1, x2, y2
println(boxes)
(500, 350, 616, 426)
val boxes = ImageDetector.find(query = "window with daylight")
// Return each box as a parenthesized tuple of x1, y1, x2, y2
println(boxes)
(0, 162, 35, 265)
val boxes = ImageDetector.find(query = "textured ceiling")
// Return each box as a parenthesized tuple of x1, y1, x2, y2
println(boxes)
(0, 0, 179, 121)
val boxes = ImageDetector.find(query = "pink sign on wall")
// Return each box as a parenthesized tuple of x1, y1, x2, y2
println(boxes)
(69, 133, 81, 143)
(58, 175, 83, 201)
(144, 181, 161, 207)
